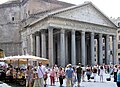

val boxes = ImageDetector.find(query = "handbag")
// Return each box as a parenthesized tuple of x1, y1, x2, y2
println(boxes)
(106, 75, 111, 81)
(63, 75, 65, 79)
(90, 76, 94, 79)
(106, 78, 111, 81)
(90, 73, 94, 79)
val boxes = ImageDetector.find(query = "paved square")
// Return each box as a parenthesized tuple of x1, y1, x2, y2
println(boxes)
(46, 74, 117, 87)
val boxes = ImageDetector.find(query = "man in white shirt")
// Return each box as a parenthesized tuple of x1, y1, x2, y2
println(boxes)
(54, 64, 59, 81)
(36, 62, 46, 87)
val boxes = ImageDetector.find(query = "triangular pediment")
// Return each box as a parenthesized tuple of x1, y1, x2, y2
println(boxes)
(51, 2, 116, 28)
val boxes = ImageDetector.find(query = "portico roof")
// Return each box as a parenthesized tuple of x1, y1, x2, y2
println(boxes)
(29, 1, 117, 29)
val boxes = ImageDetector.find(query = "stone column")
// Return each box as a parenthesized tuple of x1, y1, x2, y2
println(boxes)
(71, 30, 76, 65)
(60, 29, 65, 67)
(65, 32, 68, 64)
(36, 32, 40, 57)
(112, 35, 117, 64)
(30, 34, 33, 55)
(105, 35, 110, 65)
(48, 27, 54, 66)
(81, 31, 86, 66)
(98, 33, 103, 65)
(57, 34, 60, 66)
(32, 34, 36, 55)
(90, 32, 94, 66)
(41, 30, 46, 58)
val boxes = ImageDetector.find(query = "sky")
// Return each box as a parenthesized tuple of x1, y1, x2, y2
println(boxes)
(0, 0, 119, 18)
(0, 0, 9, 4)
(59, 0, 120, 18)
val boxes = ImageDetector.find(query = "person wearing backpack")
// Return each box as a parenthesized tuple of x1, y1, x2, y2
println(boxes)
(65, 64, 74, 87)
(76, 63, 82, 87)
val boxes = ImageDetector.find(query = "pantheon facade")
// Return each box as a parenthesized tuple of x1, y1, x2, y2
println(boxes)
(21, 2, 117, 67)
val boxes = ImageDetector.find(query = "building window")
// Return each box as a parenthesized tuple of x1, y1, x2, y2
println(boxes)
(118, 44, 120, 49)
(119, 36, 120, 40)
(12, 17, 14, 21)
(103, 39, 105, 43)
(94, 47, 96, 51)
(118, 53, 120, 56)
(102, 46, 105, 50)
(103, 54, 105, 56)
(119, 58, 120, 64)
(118, 30, 120, 33)
(28, 10, 30, 15)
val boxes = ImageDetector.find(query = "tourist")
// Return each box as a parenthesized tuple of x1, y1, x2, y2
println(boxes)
(114, 65, 118, 82)
(86, 65, 92, 82)
(36, 62, 46, 87)
(76, 63, 82, 87)
(33, 67, 40, 87)
(26, 65, 33, 87)
(92, 66, 97, 82)
(72, 66, 77, 85)
(106, 65, 110, 74)
(99, 65, 104, 82)
(117, 70, 120, 87)
(58, 67, 65, 86)
(82, 65, 86, 82)
(109, 66, 114, 75)
(6, 68, 13, 83)
(44, 71, 48, 86)
(54, 64, 59, 82)
(65, 64, 74, 87)
(50, 66, 56, 86)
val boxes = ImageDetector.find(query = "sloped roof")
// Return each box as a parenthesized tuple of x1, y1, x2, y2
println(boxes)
(21, 0, 75, 25)
(29, 1, 117, 28)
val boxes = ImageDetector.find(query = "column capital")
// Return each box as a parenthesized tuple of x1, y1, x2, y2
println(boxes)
(113, 35, 116, 39)
(41, 29, 46, 33)
(48, 26, 54, 30)
(61, 29, 65, 34)
(106, 34, 109, 37)
(32, 33, 35, 37)
(71, 29, 75, 35)
(91, 32, 94, 36)
(35, 31, 40, 36)
(99, 33, 102, 36)
(81, 31, 85, 34)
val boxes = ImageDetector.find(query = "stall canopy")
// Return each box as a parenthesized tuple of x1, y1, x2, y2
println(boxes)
(3, 55, 49, 66)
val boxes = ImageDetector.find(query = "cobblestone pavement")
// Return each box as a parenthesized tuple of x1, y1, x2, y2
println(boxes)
(46, 74, 117, 87)
(7, 73, 117, 87)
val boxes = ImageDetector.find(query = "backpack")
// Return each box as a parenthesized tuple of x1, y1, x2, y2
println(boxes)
(77, 67, 82, 74)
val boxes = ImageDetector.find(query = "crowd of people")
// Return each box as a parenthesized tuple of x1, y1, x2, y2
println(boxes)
(1, 62, 120, 87)
(25, 63, 120, 87)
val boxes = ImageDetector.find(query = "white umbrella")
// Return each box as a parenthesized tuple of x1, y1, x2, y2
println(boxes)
(0, 58, 6, 61)
(4, 55, 49, 66)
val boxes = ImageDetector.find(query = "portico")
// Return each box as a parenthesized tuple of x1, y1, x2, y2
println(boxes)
(21, 2, 117, 67)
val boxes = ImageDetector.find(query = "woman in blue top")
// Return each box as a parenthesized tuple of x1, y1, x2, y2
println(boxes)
(117, 70, 120, 87)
